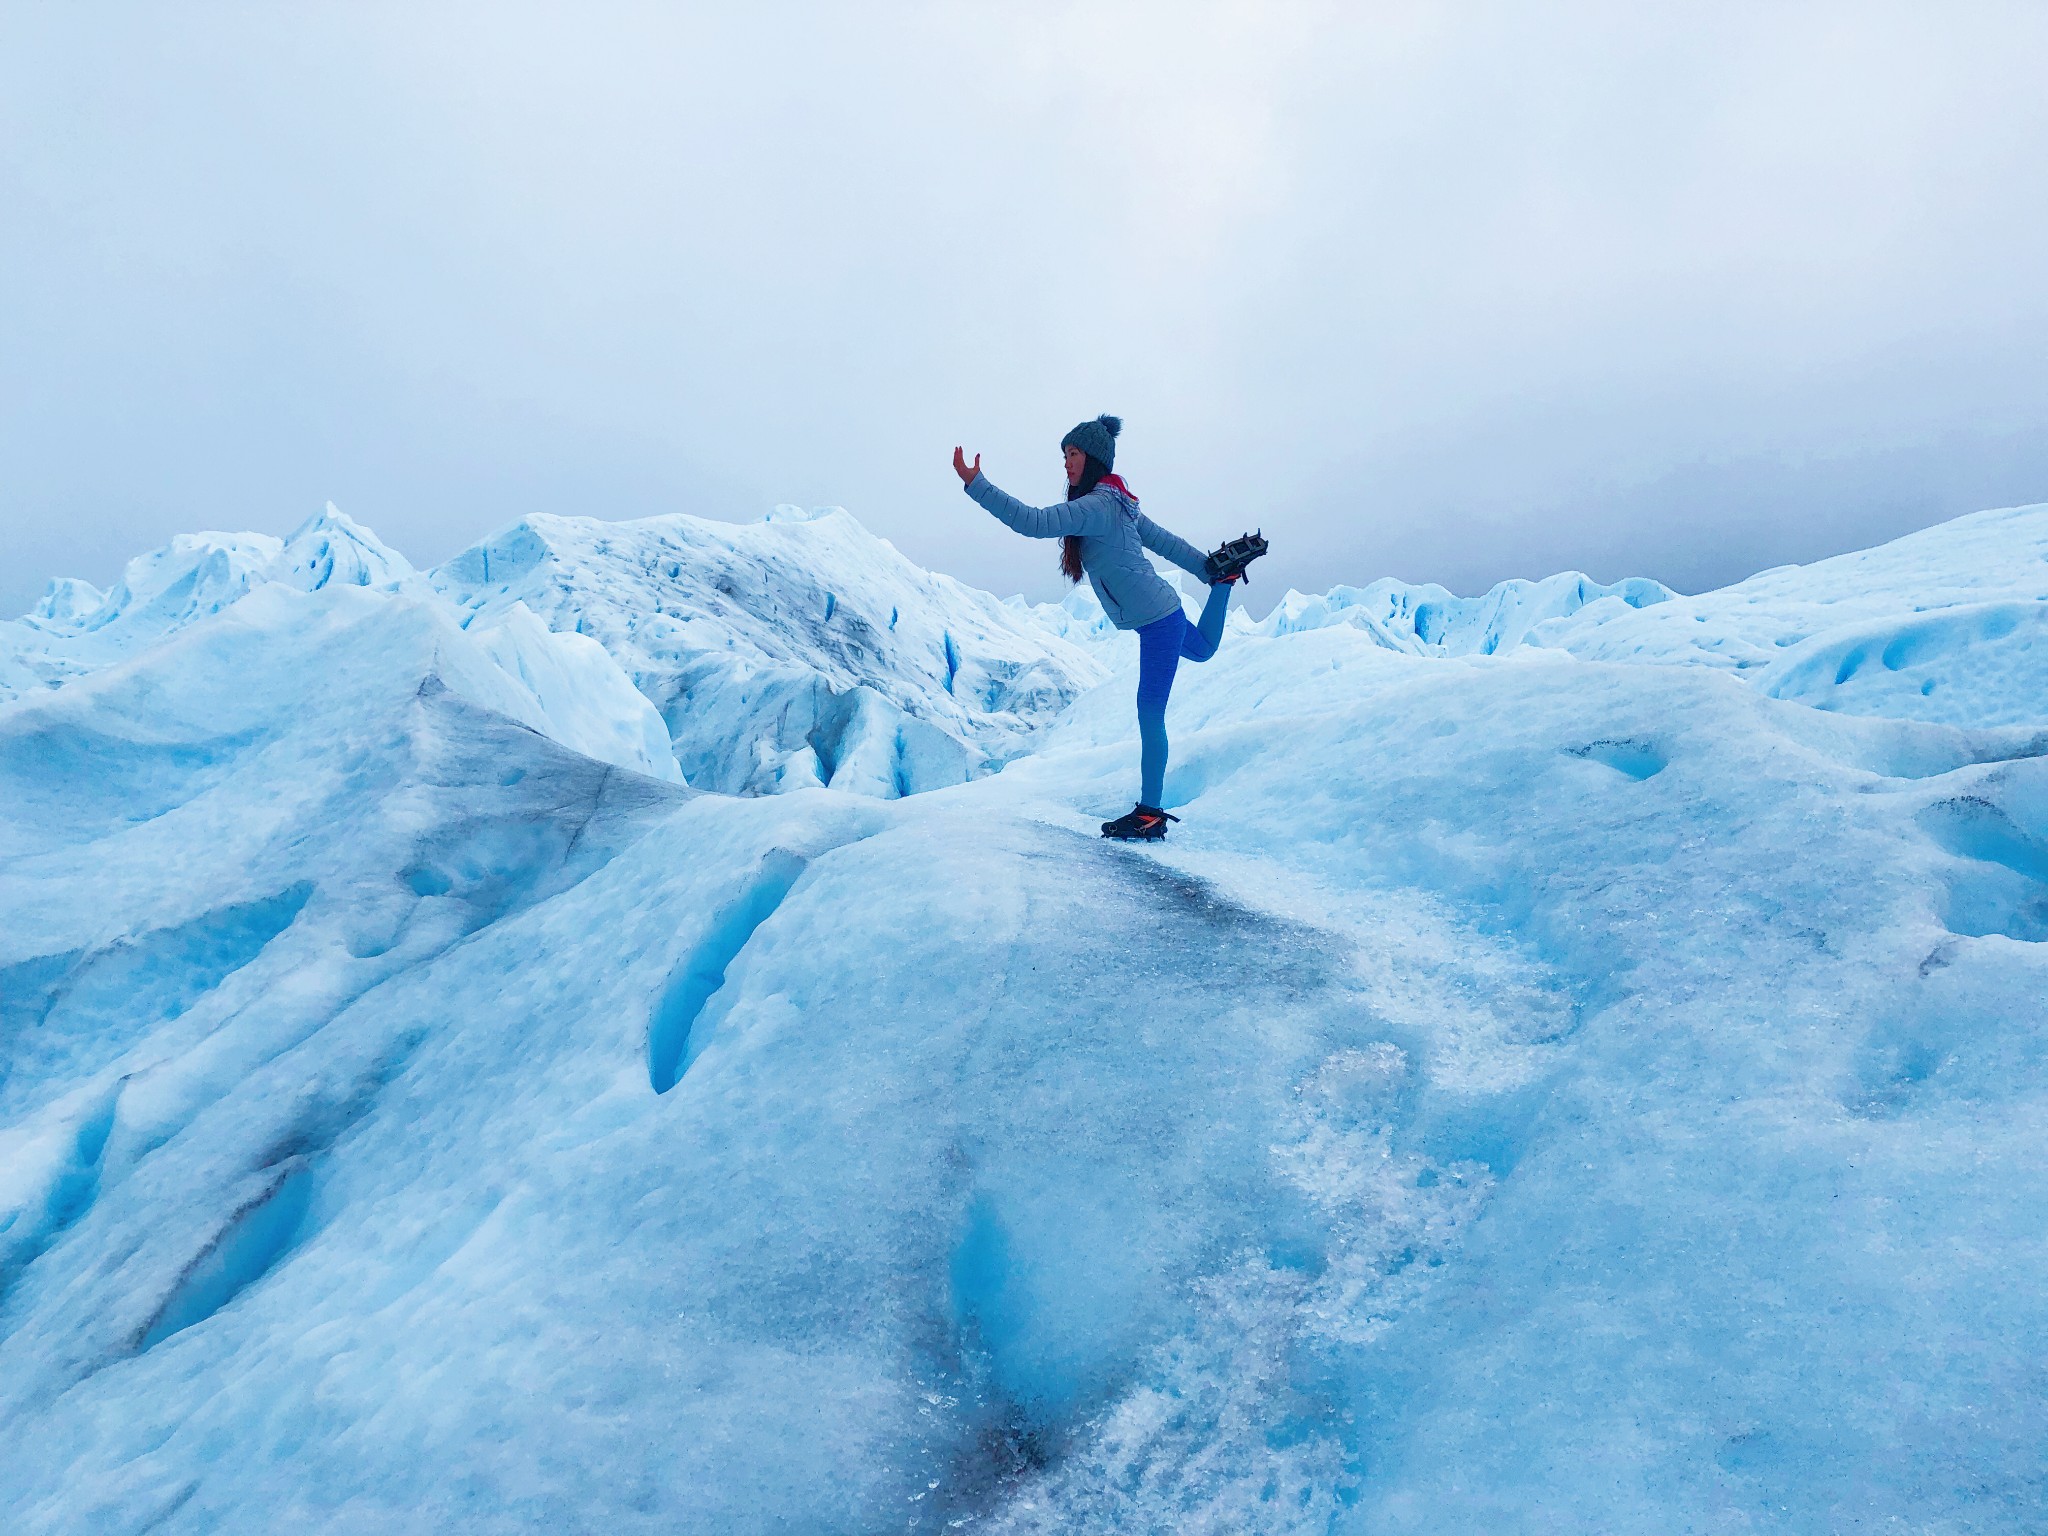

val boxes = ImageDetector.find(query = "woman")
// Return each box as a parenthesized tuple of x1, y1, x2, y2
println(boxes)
(953, 414, 1266, 840)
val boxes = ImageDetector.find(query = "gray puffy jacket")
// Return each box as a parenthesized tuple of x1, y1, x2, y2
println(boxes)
(965, 472, 1209, 630)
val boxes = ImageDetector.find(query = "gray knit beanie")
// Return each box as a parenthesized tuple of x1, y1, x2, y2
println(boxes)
(1060, 414, 1122, 471)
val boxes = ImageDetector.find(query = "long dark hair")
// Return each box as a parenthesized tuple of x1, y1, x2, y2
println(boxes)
(1060, 453, 1110, 584)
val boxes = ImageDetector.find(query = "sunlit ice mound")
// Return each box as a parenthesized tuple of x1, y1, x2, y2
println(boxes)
(1, 498, 2046, 1531)
(428, 506, 1109, 797)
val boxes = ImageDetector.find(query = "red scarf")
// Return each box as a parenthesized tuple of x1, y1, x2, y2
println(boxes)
(1062, 472, 1138, 584)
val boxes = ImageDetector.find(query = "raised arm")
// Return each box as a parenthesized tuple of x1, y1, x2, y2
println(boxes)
(963, 472, 1112, 540)
(1135, 512, 1212, 581)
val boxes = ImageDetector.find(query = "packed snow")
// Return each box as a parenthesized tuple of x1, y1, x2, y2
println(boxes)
(2, 498, 2046, 1532)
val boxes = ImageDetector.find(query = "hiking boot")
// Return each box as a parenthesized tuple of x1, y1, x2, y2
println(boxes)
(1204, 530, 1269, 585)
(1101, 804, 1179, 841)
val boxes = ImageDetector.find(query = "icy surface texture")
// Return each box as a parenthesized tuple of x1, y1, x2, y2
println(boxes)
(2, 503, 2046, 1532)
(428, 507, 1109, 796)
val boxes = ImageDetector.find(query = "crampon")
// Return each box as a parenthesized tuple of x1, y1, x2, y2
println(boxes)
(1101, 804, 1179, 841)
(1204, 531, 1269, 585)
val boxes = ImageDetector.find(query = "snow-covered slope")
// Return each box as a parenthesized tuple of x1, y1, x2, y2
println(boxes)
(2, 503, 2045, 1532)
(428, 506, 1108, 796)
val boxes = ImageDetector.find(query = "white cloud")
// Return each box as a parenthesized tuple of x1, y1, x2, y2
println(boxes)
(3, 1, 2046, 611)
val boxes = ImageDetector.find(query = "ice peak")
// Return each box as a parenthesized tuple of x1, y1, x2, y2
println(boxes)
(271, 503, 414, 592)
(25, 576, 107, 627)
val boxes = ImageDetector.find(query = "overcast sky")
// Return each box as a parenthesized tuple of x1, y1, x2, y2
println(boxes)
(6, 1, 2048, 617)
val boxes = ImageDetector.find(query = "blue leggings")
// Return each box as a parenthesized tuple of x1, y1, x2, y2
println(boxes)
(1135, 583, 1232, 808)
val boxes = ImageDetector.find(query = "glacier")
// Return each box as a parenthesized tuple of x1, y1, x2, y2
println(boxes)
(425, 505, 1108, 798)
(3, 504, 1108, 802)
(2, 498, 2046, 1532)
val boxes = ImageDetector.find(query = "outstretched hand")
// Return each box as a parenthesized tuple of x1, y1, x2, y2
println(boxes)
(952, 446, 981, 486)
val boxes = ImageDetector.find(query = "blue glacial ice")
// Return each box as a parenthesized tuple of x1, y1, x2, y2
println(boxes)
(1, 500, 2046, 1532)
